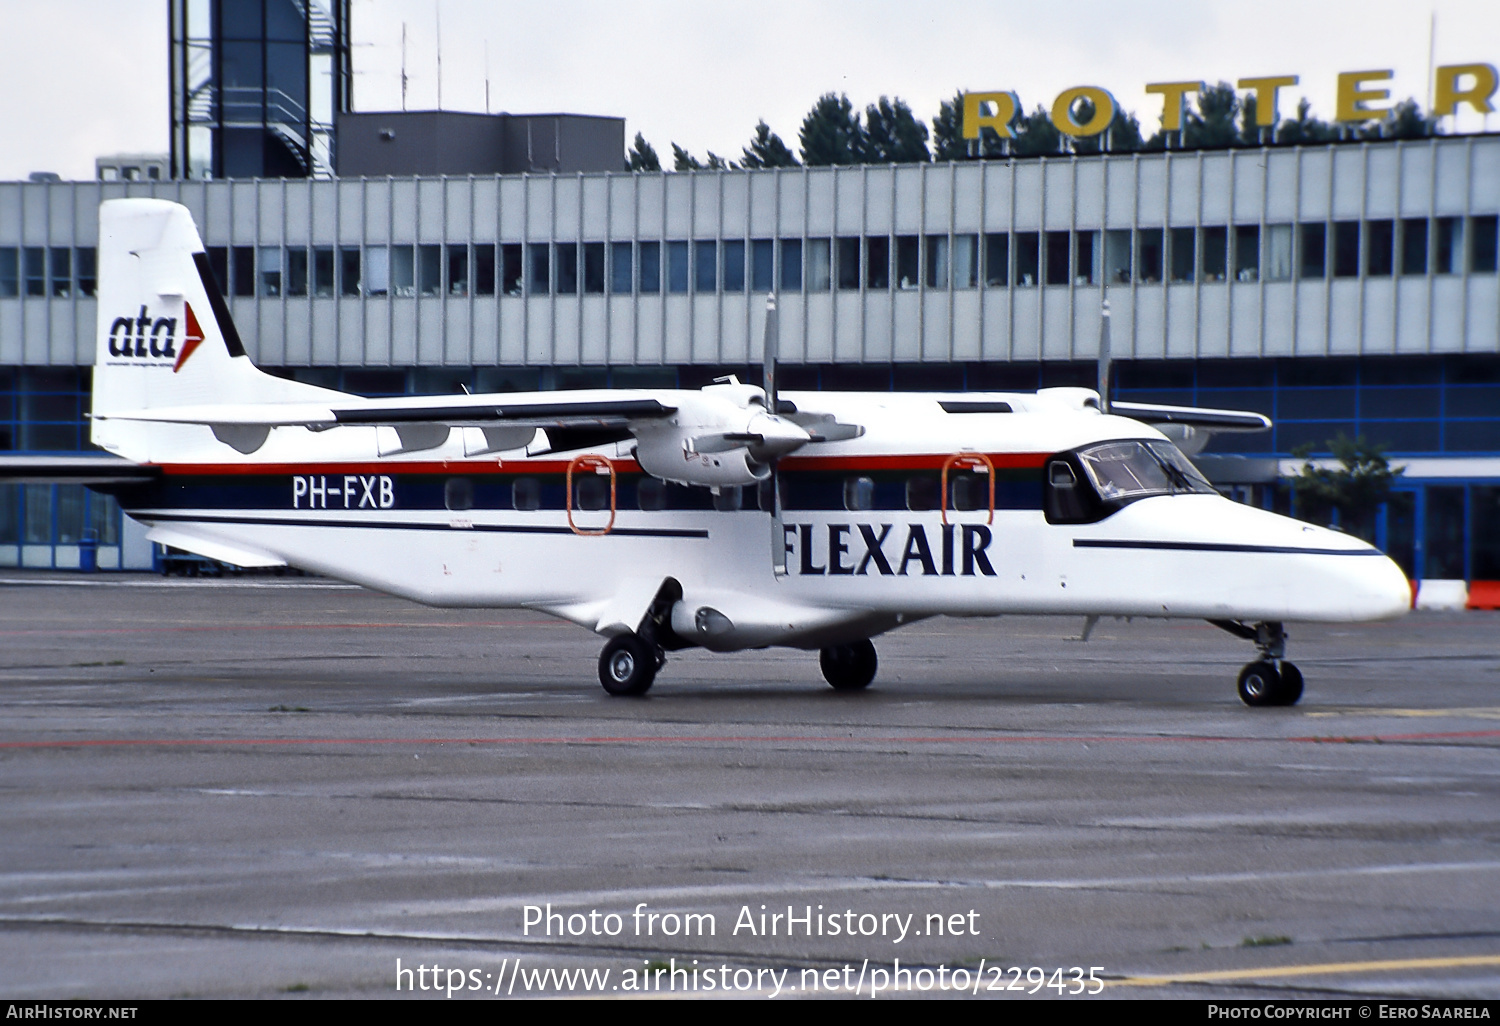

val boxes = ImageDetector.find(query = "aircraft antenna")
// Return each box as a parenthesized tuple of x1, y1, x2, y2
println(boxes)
(1098, 294, 1112, 415)
(762, 293, 786, 576)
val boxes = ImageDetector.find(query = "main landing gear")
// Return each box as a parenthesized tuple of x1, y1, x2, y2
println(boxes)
(1211, 620, 1304, 707)
(598, 633, 664, 696)
(820, 639, 878, 691)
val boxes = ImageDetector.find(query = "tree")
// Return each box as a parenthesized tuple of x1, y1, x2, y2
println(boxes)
(799, 93, 866, 166)
(1278, 98, 1337, 145)
(1009, 105, 1063, 157)
(932, 91, 1008, 161)
(1183, 82, 1240, 148)
(1289, 434, 1404, 543)
(671, 143, 702, 171)
(741, 121, 798, 169)
(626, 133, 660, 172)
(1376, 98, 1436, 140)
(863, 96, 930, 163)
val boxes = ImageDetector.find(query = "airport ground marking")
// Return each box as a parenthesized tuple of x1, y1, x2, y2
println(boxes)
(4, 729, 1498, 750)
(1112, 953, 1500, 987)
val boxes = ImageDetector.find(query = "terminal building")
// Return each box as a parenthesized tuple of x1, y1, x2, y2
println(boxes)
(1, 0, 1497, 597)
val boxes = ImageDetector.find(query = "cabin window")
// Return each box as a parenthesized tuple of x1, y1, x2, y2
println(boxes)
(637, 477, 666, 511)
(512, 477, 540, 512)
(574, 474, 609, 511)
(843, 477, 874, 511)
(906, 476, 939, 512)
(444, 478, 473, 511)
(949, 474, 985, 511)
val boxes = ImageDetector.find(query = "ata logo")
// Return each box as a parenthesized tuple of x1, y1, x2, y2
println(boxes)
(106, 303, 206, 373)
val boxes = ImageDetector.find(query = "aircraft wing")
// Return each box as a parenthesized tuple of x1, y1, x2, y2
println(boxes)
(1110, 401, 1271, 433)
(0, 454, 160, 484)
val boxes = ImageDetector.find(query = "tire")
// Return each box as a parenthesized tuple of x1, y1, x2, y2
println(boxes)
(1237, 660, 1281, 707)
(820, 640, 878, 691)
(598, 634, 656, 696)
(1275, 661, 1304, 706)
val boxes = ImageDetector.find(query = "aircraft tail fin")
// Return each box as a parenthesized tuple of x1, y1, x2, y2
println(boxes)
(91, 198, 346, 461)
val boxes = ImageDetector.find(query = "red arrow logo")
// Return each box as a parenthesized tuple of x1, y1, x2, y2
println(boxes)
(173, 303, 205, 373)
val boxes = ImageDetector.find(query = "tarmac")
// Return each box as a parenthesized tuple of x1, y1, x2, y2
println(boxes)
(1, 572, 1497, 1000)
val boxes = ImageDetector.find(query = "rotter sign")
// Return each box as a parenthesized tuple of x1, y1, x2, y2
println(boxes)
(962, 63, 1498, 140)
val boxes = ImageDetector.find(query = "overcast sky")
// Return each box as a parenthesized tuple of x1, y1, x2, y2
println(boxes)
(2, 0, 1496, 181)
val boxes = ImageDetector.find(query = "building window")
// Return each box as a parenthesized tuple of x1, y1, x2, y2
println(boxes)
(259, 247, 282, 297)
(610, 242, 632, 294)
(473, 244, 495, 296)
(1435, 218, 1463, 274)
(723, 240, 745, 292)
(527, 243, 550, 294)
(1169, 227, 1195, 283)
(1234, 226, 1259, 281)
(865, 236, 891, 289)
(391, 246, 415, 297)
(638, 241, 660, 293)
(1200, 227, 1227, 282)
(1471, 215, 1498, 273)
(1400, 219, 1427, 275)
(555, 242, 578, 295)
(1136, 229, 1162, 283)
(49, 248, 71, 298)
(751, 239, 773, 291)
(1299, 223, 1325, 279)
(339, 247, 361, 296)
(895, 235, 919, 288)
(1, 248, 21, 298)
(1072, 231, 1094, 286)
(365, 246, 389, 296)
(1365, 220, 1394, 277)
(779, 239, 802, 292)
(983, 233, 1007, 287)
(667, 241, 689, 293)
(582, 242, 605, 294)
(1266, 224, 1293, 280)
(231, 246, 255, 297)
(501, 244, 523, 295)
(312, 247, 334, 297)
(836, 237, 860, 290)
(807, 238, 831, 291)
(1043, 231, 1069, 286)
(448, 244, 469, 296)
(285, 247, 307, 297)
(919, 236, 945, 289)
(1103, 230, 1129, 284)
(1333, 221, 1360, 277)
(23, 247, 44, 297)
(694, 240, 717, 292)
(954, 234, 978, 288)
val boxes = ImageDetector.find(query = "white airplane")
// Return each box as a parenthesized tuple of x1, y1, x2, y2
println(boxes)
(4, 199, 1411, 706)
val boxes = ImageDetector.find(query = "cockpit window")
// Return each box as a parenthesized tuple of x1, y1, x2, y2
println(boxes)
(1076, 440, 1216, 500)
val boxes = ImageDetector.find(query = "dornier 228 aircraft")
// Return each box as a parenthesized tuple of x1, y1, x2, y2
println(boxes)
(5, 199, 1412, 705)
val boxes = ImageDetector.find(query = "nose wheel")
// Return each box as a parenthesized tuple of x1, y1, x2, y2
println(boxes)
(820, 639, 878, 691)
(1211, 620, 1305, 707)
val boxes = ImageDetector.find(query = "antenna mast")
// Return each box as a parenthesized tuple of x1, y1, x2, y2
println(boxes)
(400, 23, 408, 111)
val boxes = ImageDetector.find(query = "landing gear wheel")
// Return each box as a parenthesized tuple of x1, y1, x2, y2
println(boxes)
(820, 640, 878, 691)
(1237, 660, 1282, 707)
(1276, 661, 1304, 705)
(598, 634, 657, 696)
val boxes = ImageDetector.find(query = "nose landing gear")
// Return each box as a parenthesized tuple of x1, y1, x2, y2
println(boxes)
(1211, 620, 1304, 707)
(820, 639, 878, 691)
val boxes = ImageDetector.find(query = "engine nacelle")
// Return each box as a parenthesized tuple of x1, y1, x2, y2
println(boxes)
(633, 430, 770, 488)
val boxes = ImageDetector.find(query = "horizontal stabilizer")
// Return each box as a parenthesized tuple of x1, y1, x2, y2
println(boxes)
(0, 455, 158, 484)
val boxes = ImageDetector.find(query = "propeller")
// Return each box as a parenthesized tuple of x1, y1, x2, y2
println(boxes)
(762, 293, 787, 576)
(1097, 294, 1112, 415)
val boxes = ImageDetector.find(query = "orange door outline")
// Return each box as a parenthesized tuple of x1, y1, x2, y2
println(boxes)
(940, 452, 995, 526)
(566, 454, 617, 536)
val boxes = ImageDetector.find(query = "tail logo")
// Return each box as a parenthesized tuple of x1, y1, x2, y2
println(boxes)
(104, 302, 207, 372)
(173, 303, 205, 373)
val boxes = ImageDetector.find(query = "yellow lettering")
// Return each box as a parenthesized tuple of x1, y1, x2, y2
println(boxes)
(1433, 63, 1498, 116)
(1146, 81, 1203, 132)
(1236, 75, 1300, 126)
(962, 91, 1020, 140)
(1336, 69, 1393, 121)
(1050, 86, 1116, 137)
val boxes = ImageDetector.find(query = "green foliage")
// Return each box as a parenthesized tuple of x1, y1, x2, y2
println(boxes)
(671, 143, 701, 171)
(799, 93, 866, 166)
(1277, 98, 1338, 145)
(1184, 82, 1240, 148)
(1374, 98, 1436, 140)
(864, 96, 930, 163)
(1009, 105, 1063, 157)
(1289, 434, 1404, 542)
(932, 91, 1008, 160)
(626, 133, 661, 173)
(741, 121, 798, 169)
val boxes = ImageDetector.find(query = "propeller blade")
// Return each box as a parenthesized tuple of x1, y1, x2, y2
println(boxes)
(762, 293, 787, 577)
